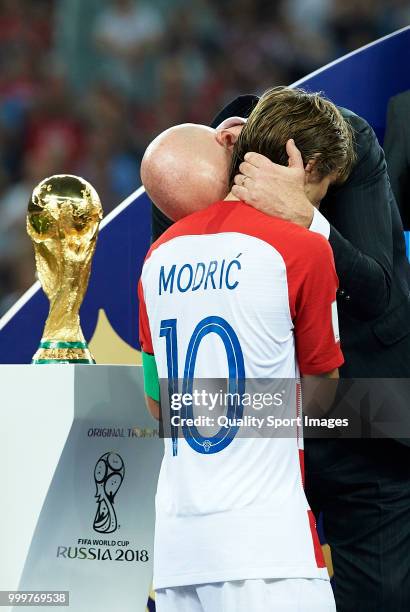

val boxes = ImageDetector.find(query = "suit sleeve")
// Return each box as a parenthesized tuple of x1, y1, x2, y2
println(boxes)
(321, 113, 394, 320)
(384, 96, 410, 229)
(151, 204, 173, 242)
(294, 235, 344, 375)
(210, 94, 259, 129)
(210, 100, 396, 322)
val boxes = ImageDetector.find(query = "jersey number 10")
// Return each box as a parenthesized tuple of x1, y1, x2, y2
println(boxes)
(160, 316, 245, 456)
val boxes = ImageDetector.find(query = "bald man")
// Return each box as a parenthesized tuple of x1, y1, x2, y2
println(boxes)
(141, 121, 244, 222)
(138, 87, 354, 612)
(141, 114, 331, 239)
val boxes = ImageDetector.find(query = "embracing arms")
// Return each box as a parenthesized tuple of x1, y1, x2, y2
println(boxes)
(231, 112, 394, 320)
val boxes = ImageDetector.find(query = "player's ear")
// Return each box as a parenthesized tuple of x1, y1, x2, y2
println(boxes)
(304, 156, 321, 182)
(215, 126, 242, 149)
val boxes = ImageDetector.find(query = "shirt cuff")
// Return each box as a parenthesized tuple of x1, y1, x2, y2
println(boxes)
(309, 208, 330, 240)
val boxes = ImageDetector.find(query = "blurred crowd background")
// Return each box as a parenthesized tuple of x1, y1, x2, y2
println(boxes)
(0, 0, 409, 315)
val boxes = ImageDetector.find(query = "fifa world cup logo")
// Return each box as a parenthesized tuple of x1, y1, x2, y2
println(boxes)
(27, 174, 103, 364)
(93, 452, 125, 534)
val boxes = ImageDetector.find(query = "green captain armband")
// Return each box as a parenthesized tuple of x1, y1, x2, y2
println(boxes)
(141, 351, 160, 402)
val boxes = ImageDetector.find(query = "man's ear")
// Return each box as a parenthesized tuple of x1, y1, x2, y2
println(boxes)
(215, 127, 241, 149)
(304, 157, 321, 182)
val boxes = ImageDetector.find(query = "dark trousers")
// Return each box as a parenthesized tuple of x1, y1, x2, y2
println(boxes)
(305, 439, 410, 612)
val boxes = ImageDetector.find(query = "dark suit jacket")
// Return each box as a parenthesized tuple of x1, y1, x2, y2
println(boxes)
(384, 90, 410, 230)
(151, 95, 410, 378)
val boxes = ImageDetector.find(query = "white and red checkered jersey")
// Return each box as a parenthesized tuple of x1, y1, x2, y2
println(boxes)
(138, 200, 343, 589)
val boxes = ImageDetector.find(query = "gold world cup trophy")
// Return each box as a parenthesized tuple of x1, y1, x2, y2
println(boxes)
(27, 175, 103, 364)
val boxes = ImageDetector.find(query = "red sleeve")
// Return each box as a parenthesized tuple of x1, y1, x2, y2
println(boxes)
(292, 235, 344, 375)
(138, 277, 154, 354)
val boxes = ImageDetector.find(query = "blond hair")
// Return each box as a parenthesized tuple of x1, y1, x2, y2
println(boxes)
(229, 86, 355, 186)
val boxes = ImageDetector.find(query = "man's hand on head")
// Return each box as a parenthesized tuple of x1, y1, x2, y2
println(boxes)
(231, 139, 315, 228)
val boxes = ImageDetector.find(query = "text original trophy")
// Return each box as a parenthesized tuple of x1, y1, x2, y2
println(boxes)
(27, 175, 103, 364)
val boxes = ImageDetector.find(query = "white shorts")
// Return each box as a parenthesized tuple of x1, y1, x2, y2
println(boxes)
(155, 578, 336, 612)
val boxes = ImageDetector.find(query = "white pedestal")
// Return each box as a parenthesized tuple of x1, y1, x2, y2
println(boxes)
(0, 365, 162, 611)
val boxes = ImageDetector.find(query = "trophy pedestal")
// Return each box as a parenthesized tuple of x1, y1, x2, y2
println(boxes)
(0, 365, 162, 612)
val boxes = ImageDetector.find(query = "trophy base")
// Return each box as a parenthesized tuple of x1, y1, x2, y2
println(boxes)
(32, 341, 95, 364)
(1, 364, 161, 612)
